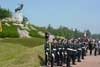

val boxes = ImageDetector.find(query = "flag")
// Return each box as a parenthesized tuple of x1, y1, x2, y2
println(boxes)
(0, 20, 2, 32)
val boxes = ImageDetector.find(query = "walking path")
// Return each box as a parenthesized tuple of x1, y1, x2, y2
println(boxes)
(72, 54, 100, 67)
(41, 54, 100, 67)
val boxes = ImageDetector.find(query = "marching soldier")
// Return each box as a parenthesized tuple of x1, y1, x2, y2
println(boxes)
(45, 32, 49, 42)
(81, 42, 86, 59)
(63, 39, 68, 67)
(66, 40, 72, 67)
(44, 41, 50, 65)
(51, 39, 57, 67)
(88, 40, 94, 55)
(56, 39, 64, 66)
(44, 37, 100, 67)
(98, 41, 100, 55)
(94, 40, 98, 56)
(76, 40, 82, 62)
(71, 40, 77, 65)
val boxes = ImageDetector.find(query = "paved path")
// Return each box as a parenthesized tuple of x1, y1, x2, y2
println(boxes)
(72, 55, 100, 67)
(41, 54, 100, 67)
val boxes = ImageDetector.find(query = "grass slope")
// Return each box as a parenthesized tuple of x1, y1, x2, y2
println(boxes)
(0, 23, 19, 38)
(0, 38, 45, 67)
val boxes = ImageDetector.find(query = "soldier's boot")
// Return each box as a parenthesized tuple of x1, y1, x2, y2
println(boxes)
(78, 59, 81, 62)
(90, 50, 93, 55)
(45, 55, 47, 65)
(78, 56, 81, 62)
(51, 57, 54, 67)
(67, 62, 71, 67)
(82, 55, 84, 59)
(94, 49, 97, 56)
(57, 58, 60, 66)
(72, 59, 76, 65)
(72, 62, 76, 65)
(82, 52, 85, 60)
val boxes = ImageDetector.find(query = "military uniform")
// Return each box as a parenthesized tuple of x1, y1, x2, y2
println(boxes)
(98, 42, 100, 55)
(94, 42, 98, 56)
(71, 44, 77, 65)
(76, 43, 82, 62)
(56, 43, 64, 66)
(51, 43, 57, 67)
(89, 41, 93, 55)
(66, 44, 72, 67)
(44, 42, 50, 65)
(81, 43, 86, 59)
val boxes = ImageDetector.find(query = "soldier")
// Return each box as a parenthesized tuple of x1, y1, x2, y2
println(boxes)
(45, 32, 49, 42)
(51, 39, 57, 67)
(88, 40, 94, 55)
(56, 39, 64, 66)
(81, 42, 86, 59)
(65, 39, 72, 67)
(98, 41, 100, 55)
(76, 40, 82, 62)
(63, 39, 68, 67)
(44, 41, 50, 66)
(71, 39, 77, 65)
(94, 40, 98, 56)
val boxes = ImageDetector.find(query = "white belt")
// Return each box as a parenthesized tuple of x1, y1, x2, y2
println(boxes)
(58, 48, 61, 50)
(78, 48, 82, 50)
(82, 47, 85, 48)
(63, 48, 65, 50)
(72, 49, 77, 52)
(67, 48, 77, 51)
(53, 49, 56, 51)
(46, 48, 49, 51)
(67, 48, 73, 51)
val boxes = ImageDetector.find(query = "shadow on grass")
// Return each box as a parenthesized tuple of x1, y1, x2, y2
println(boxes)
(1, 38, 44, 48)
(38, 55, 45, 66)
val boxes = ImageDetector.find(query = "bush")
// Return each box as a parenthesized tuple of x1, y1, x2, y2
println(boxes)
(29, 30, 44, 38)
(0, 7, 12, 19)
(0, 24, 19, 38)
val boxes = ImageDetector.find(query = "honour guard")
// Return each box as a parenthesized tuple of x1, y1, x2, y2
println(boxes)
(44, 41, 50, 66)
(51, 39, 57, 67)
(76, 40, 82, 62)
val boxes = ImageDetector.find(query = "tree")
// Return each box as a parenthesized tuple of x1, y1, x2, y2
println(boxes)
(85, 30, 91, 37)
(74, 28, 78, 38)
(47, 24, 53, 33)
(0, 8, 12, 19)
(92, 34, 100, 39)
(47, 24, 52, 30)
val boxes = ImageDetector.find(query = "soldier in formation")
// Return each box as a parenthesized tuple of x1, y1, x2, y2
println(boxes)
(44, 33, 100, 67)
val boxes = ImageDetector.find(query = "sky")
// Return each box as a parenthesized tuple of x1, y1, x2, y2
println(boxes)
(0, 0, 100, 34)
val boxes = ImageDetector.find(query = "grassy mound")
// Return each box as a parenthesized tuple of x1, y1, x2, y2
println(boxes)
(0, 38, 45, 67)
(1, 37, 44, 47)
(0, 23, 19, 38)
(29, 30, 44, 38)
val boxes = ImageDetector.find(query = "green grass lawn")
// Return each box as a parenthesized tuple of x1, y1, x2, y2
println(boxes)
(0, 38, 45, 67)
